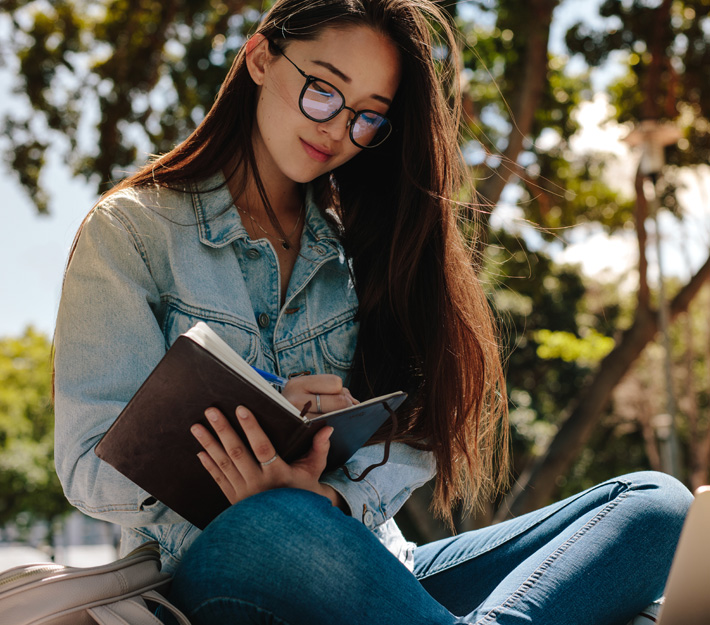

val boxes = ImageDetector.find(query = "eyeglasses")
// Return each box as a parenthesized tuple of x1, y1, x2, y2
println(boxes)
(271, 43, 393, 149)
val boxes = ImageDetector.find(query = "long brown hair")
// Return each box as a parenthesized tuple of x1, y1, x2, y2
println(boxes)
(70, 0, 509, 525)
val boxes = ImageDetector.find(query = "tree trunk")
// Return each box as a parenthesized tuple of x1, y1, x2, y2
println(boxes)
(635, 167, 650, 308)
(636, 375, 662, 471)
(641, 0, 673, 121)
(472, 0, 558, 242)
(690, 286, 710, 490)
(683, 308, 704, 490)
(497, 254, 710, 519)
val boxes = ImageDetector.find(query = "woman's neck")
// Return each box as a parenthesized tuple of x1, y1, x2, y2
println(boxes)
(223, 160, 301, 221)
(222, 158, 305, 254)
(221, 160, 305, 305)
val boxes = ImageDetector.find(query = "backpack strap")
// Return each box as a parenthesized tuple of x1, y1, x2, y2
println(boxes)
(88, 591, 191, 625)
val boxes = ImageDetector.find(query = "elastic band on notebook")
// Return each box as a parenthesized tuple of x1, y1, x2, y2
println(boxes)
(343, 402, 398, 483)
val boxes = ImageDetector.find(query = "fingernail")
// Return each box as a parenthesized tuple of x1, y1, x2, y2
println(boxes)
(237, 406, 249, 419)
(205, 408, 219, 422)
(325, 426, 334, 440)
(191, 425, 203, 438)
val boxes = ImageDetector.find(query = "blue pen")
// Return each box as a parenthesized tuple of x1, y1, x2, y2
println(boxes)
(251, 366, 288, 389)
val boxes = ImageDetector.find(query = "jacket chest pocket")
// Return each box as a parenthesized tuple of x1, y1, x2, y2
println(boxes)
(161, 298, 259, 363)
(317, 316, 359, 376)
(277, 311, 359, 383)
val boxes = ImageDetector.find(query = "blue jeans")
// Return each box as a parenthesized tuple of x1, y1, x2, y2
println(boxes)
(164, 471, 691, 624)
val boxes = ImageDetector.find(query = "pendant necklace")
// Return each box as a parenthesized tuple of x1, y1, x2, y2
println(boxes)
(238, 204, 304, 250)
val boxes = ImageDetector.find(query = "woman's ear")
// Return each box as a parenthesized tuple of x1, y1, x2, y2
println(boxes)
(245, 34, 271, 86)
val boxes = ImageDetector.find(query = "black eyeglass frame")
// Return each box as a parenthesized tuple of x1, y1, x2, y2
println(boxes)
(270, 42, 393, 149)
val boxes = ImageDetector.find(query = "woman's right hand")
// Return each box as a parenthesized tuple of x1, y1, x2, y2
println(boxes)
(192, 405, 339, 507)
(282, 374, 358, 416)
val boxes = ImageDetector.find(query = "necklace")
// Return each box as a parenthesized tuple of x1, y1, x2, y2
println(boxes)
(238, 204, 304, 250)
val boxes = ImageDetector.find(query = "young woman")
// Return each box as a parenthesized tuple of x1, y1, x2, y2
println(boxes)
(53, 1, 693, 623)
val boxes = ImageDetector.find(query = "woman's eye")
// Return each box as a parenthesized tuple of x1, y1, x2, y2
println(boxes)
(310, 81, 336, 98)
(361, 113, 383, 126)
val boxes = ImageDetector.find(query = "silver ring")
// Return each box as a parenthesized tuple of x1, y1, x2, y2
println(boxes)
(260, 453, 279, 466)
(316, 393, 322, 413)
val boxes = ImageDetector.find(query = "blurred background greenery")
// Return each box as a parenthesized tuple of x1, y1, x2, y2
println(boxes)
(1, 0, 709, 550)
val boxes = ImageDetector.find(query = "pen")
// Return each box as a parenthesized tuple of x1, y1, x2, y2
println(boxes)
(252, 366, 288, 389)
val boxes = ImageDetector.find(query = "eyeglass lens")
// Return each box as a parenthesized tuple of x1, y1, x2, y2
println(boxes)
(302, 79, 391, 147)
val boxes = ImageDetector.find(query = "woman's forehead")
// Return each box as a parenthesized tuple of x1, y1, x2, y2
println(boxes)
(286, 25, 401, 101)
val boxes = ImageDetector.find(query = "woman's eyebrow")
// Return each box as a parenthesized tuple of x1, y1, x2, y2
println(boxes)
(311, 59, 393, 106)
(312, 59, 351, 83)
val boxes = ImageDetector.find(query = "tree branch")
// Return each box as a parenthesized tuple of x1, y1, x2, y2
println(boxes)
(474, 0, 558, 225)
(496, 252, 710, 519)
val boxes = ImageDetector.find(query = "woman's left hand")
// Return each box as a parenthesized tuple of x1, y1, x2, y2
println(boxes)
(191, 405, 345, 509)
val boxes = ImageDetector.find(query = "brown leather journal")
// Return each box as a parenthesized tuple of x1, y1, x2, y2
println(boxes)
(95, 323, 405, 529)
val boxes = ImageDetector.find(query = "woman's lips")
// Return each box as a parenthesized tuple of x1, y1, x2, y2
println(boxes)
(300, 139, 332, 163)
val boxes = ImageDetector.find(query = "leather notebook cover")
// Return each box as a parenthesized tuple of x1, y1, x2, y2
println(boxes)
(95, 335, 405, 529)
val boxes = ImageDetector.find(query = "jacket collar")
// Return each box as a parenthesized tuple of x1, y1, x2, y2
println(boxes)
(191, 171, 343, 255)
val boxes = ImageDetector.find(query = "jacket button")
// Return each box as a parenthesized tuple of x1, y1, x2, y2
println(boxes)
(363, 509, 375, 528)
(258, 313, 270, 328)
(246, 248, 261, 260)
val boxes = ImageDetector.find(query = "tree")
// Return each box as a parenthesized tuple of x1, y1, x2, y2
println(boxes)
(501, 0, 710, 516)
(458, 0, 564, 228)
(0, 0, 568, 217)
(558, 278, 710, 499)
(0, 328, 72, 537)
(1, 0, 258, 213)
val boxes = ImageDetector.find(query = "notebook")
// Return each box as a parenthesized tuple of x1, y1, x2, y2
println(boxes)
(95, 322, 405, 529)
(656, 485, 710, 624)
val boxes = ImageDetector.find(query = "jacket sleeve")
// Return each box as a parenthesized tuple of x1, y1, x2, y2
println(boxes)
(54, 201, 185, 526)
(320, 442, 436, 529)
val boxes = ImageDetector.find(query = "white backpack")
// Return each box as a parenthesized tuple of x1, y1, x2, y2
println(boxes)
(0, 541, 190, 624)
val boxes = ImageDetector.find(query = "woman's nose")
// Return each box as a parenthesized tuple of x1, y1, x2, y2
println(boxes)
(318, 109, 353, 142)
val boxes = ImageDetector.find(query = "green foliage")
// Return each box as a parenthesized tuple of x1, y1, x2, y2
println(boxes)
(565, 0, 710, 167)
(559, 419, 651, 498)
(0, 328, 72, 532)
(1, 0, 262, 209)
(522, 150, 638, 237)
(458, 0, 634, 241)
(560, 281, 710, 499)
(534, 329, 615, 365)
(510, 0, 710, 240)
(485, 229, 623, 475)
(459, 0, 579, 150)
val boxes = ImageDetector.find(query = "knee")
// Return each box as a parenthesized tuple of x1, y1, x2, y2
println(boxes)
(620, 471, 693, 544)
(625, 471, 693, 516)
(213, 487, 336, 532)
(189, 488, 343, 561)
(173, 489, 358, 581)
(168, 489, 378, 620)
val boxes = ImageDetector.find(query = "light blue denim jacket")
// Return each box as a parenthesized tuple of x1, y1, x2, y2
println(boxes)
(54, 172, 435, 574)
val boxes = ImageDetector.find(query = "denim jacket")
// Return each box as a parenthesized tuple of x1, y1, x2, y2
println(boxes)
(53, 172, 435, 574)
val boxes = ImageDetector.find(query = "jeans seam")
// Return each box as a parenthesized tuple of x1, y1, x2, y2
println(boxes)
(474, 491, 630, 625)
(191, 596, 294, 625)
(418, 478, 635, 579)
